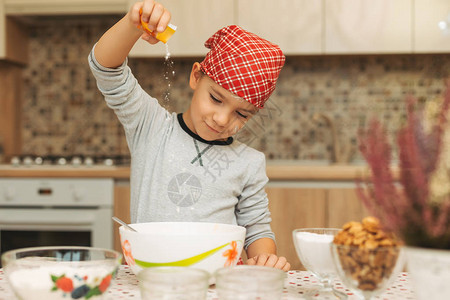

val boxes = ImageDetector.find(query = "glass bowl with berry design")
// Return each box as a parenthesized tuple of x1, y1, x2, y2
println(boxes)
(1, 246, 122, 300)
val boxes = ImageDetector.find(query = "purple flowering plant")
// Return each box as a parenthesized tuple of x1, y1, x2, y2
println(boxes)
(356, 87, 450, 249)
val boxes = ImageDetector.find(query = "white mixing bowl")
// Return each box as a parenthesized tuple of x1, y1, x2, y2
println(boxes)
(119, 222, 246, 275)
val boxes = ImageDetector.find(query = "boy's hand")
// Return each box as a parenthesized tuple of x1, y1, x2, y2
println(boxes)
(128, 0, 171, 44)
(246, 253, 291, 271)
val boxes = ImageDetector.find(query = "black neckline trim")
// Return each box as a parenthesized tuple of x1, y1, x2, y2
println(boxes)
(177, 113, 233, 146)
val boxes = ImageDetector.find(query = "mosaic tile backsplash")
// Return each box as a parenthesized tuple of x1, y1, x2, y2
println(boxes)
(20, 16, 450, 162)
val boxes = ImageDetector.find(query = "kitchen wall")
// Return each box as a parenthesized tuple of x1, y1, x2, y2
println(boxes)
(19, 16, 450, 162)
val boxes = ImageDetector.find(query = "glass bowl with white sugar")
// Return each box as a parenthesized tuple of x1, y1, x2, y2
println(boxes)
(292, 228, 346, 299)
(1, 246, 122, 300)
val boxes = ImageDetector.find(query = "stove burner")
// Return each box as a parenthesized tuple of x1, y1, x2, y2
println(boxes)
(9, 155, 130, 167)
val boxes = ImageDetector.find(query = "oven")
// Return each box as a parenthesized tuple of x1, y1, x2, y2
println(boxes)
(0, 178, 114, 266)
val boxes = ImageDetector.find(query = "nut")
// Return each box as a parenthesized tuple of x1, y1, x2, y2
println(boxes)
(362, 216, 380, 233)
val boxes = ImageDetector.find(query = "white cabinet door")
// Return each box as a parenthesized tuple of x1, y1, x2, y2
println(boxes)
(237, 0, 322, 55)
(414, 0, 450, 53)
(325, 0, 412, 54)
(129, 0, 234, 58)
(4, 0, 128, 15)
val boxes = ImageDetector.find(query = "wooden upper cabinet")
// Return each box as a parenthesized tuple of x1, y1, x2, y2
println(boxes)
(128, 0, 234, 58)
(237, 0, 323, 55)
(414, 0, 450, 53)
(3, 0, 446, 59)
(0, 1, 28, 64)
(325, 0, 412, 54)
(0, 0, 5, 60)
(4, 0, 128, 15)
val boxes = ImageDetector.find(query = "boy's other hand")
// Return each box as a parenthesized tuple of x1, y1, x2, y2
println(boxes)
(128, 0, 171, 44)
(246, 253, 291, 271)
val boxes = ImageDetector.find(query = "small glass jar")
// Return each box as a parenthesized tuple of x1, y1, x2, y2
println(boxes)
(138, 267, 210, 300)
(214, 265, 286, 300)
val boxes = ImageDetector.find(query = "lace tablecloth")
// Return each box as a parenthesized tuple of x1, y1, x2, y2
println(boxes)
(0, 265, 416, 299)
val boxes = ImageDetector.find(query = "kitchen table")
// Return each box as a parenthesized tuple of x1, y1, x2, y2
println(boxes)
(0, 265, 416, 299)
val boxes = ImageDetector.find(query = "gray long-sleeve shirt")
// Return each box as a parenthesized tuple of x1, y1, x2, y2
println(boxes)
(88, 48, 275, 248)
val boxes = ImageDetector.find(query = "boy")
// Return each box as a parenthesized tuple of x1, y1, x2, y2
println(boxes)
(89, 0, 290, 271)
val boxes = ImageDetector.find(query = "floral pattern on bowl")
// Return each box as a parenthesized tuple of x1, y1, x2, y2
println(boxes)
(223, 241, 239, 267)
(51, 271, 115, 299)
(121, 239, 135, 267)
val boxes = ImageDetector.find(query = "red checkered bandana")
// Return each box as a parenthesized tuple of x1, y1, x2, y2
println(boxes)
(200, 25, 285, 109)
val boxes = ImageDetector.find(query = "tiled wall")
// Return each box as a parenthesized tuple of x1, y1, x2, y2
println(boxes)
(20, 17, 450, 162)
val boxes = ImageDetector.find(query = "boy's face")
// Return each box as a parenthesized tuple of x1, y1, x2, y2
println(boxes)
(184, 63, 258, 141)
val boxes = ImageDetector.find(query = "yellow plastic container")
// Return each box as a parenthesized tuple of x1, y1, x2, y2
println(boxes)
(141, 21, 177, 43)
(139, 9, 176, 44)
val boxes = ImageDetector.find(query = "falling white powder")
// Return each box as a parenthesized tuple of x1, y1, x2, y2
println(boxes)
(162, 43, 175, 115)
(165, 43, 171, 60)
(295, 232, 336, 277)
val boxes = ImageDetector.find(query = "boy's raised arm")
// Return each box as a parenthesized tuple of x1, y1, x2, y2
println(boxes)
(94, 0, 171, 68)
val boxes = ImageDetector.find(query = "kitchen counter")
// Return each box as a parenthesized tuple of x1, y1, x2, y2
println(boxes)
(266, 162, 371, 181)
(0, 165, 131, 179)
(0, 162, 399, 181)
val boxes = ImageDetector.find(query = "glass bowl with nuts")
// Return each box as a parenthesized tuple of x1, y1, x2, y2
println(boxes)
(330, 217, 405, 300)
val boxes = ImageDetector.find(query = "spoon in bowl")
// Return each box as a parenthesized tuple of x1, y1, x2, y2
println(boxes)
(112, 216, 137, 232)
